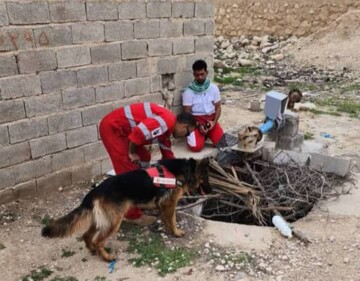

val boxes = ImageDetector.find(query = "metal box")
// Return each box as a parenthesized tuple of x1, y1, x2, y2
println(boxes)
(264, 91, 288, 120)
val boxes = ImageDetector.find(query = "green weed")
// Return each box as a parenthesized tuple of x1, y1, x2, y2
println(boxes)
(22, 267, 53, 281)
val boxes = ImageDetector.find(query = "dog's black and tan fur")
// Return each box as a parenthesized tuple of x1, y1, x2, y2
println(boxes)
(42, 158, 210, 262)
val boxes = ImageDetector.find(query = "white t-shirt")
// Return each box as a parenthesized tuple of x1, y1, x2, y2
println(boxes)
(182, 83, 221, 116)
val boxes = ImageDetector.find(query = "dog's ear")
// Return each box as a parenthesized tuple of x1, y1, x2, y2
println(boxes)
(183, 158, 197, 188)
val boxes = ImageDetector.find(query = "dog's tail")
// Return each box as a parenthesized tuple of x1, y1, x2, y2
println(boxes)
(41, 205, 92, 238)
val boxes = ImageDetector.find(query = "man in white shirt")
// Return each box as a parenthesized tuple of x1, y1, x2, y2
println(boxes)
(182, 60, 224, 152)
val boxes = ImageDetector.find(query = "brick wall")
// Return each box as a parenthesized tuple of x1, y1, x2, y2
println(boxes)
(215, 0, 360, 37)
(0, 0, 215, 204)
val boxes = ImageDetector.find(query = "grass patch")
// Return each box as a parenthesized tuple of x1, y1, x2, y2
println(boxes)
(119, 222, 197, 276)
(304, 132, 314, 140)
(22, 267, 53, 281)
(315, 98, 360, 117)
(50, 277, 79, 281)
(61, 248, 76, 258)
(214, 76, 238, 85)
(309, 109, 341, 116)
(340, 83, 360, 94)
(216, 66, 261, 76)
(287, 81, 319, 92)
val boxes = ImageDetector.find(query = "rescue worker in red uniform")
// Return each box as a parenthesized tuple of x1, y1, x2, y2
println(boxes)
(182, 60, 224, 152)
(99, 102, 197, 226)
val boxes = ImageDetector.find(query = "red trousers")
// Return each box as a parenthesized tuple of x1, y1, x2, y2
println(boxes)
(99, 117, 150, 220)
(187, 114, 224, 152)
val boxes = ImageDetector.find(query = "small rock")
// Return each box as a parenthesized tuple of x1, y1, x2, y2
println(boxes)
(329, 235, 335, 242)
(0, 243, 5, 251)
(58, 187, 63, 192)
(220, 40, 230, 49)
(253, 36, 263, 43)
(271, 54, 285, 61)
(214, 59, 226, 68)
(241, 38, 250, 45)
(205, 242, 210, 248)
(238, 59, 254, 66)
(344, 257, 350, 264)
(215, 265, 226, 272)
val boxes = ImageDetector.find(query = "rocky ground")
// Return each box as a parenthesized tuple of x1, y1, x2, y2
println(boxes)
(1, 31, 360, 280)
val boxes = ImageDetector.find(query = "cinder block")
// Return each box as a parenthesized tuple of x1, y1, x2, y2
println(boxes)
(0, 55, 18, 78)
(0, 27, 35, 52)
(172, 2, 194, 18)
(36, 170, 72, 194)
(134, 20, 160, 39)
(173, 38, 195, 55)
(0, 2, 9, 26)
(184, 19, 205, 36)
(147, 2, 171, 18)
(49, 1, 86, 23)
(87, 2, 118, 21)
(137, 59, 155, 78)
(121, 40, 147, 60)
(40, 70, 77, 94)
(14, 157, 52, 184)
(13, 180, 37, 199)
(277, 113, 300, 137)
(30, 133, 66, 159)
(82, 104, 113, 126)
(174, 71, 193, 88)
(118, 2, 146, 20)
(0, 100, 25, 124)
(25, 94, 62, 117)
(160, 20, 183, 37)
(0, 167, 15, 190)
(76, 66, 108, 87)
(56, 46, 91, 68)
(84, 142, 107, 162)
(9, 118, 48, 144)
(52, 147, 84, 171)
(205, 19, 215, 35)
(272, 149, 311, 166)
(0, 188, 16, 204)
(0, 126, 9, 146)
(91, 43, 121, 64)
(95, 83, 124, 103)
(71, 162, 102, 184)
(18, 50, 57, 74)
(195, 2, 214, 18)
(101, 158, 112, 175)
(310, 153, 352, 177)
(0, 142, 31, 169)
(148, 39, 172, 56)
(105, 22, 133, 42)
(62, 88, 95, 109)
(108, 61, 136, 81)
(196, 37, 214, 52)
(66, 125, 98, 148)
(48, 111, 82, 134)
(157, 57, 178, 74)
(6, 1, 50, 24)
(34, 25, 72, 48)
(125, 78, 150, 97)
(151, 76, 162, 93)
(0, 74, 41, 100)
(277, 134, 304, 150)
(185, 53, 213, 71)
(72, 22, 104, 44)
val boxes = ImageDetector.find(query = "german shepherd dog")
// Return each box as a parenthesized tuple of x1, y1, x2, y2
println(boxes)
(41, 158, 210, 262)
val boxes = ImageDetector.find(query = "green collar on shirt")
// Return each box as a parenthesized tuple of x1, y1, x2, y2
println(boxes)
(187, 79, 211, 93)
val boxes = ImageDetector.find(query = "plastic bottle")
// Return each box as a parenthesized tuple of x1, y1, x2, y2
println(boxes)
(272, 215, 292, 238)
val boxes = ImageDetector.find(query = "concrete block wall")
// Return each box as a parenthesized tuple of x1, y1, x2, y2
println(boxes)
(0, 0, 215, 204)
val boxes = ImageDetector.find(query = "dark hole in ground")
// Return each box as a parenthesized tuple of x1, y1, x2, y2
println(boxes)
(191, 150, 340, 227)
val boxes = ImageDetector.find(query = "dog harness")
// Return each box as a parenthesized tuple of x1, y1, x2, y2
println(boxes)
(145, 164, 178, 188)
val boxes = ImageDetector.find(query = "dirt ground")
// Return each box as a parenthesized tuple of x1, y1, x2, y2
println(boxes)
(2, 18, 360, 280)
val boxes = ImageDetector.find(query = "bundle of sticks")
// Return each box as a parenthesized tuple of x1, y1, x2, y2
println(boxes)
(196, 158, 349, 227)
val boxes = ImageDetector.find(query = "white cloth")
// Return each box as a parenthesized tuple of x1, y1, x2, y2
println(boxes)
(182, 83, 221, 116)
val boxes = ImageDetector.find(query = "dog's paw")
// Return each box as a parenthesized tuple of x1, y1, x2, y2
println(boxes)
(173, 228, 185, 237)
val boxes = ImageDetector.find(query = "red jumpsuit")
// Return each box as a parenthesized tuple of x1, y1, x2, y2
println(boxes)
(99, 102, 176, 219)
